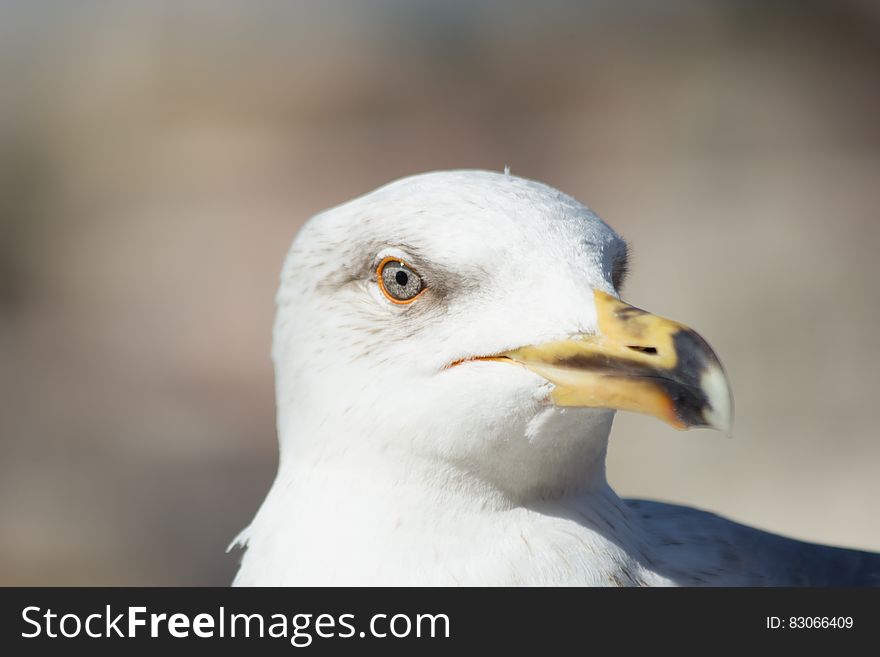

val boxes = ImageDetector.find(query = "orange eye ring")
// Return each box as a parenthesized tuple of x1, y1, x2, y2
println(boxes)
(377, 257, 425, 305)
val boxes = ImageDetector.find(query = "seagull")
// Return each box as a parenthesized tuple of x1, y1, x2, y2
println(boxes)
(232, 169, 879, 586)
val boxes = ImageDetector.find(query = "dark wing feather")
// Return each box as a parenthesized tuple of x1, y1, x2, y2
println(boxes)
(626, 499, 880, 586)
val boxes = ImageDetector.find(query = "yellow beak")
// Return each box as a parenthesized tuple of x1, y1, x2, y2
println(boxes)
(501, 290, 733, 432)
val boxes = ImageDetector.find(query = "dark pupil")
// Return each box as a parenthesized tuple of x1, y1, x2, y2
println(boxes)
(395, 270, 409, 286)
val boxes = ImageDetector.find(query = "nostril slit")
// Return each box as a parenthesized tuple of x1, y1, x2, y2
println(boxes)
(627, 345, 658, 355)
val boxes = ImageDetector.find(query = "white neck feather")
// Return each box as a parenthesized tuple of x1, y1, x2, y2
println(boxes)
(234, 406, 663, 586)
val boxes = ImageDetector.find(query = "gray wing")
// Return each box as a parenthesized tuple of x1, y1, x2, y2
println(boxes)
(626, 499, 880, 586)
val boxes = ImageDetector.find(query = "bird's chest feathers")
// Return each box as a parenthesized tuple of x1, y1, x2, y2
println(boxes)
(238, 467, 655, 586)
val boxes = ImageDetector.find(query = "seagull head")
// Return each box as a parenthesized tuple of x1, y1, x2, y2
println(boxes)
(272, 170, 732, 499)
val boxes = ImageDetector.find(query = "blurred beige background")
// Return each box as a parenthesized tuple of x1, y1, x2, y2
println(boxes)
(1, 1, 878, 585)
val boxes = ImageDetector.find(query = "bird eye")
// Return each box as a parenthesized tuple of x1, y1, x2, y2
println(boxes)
(377, 257, 424, 304)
